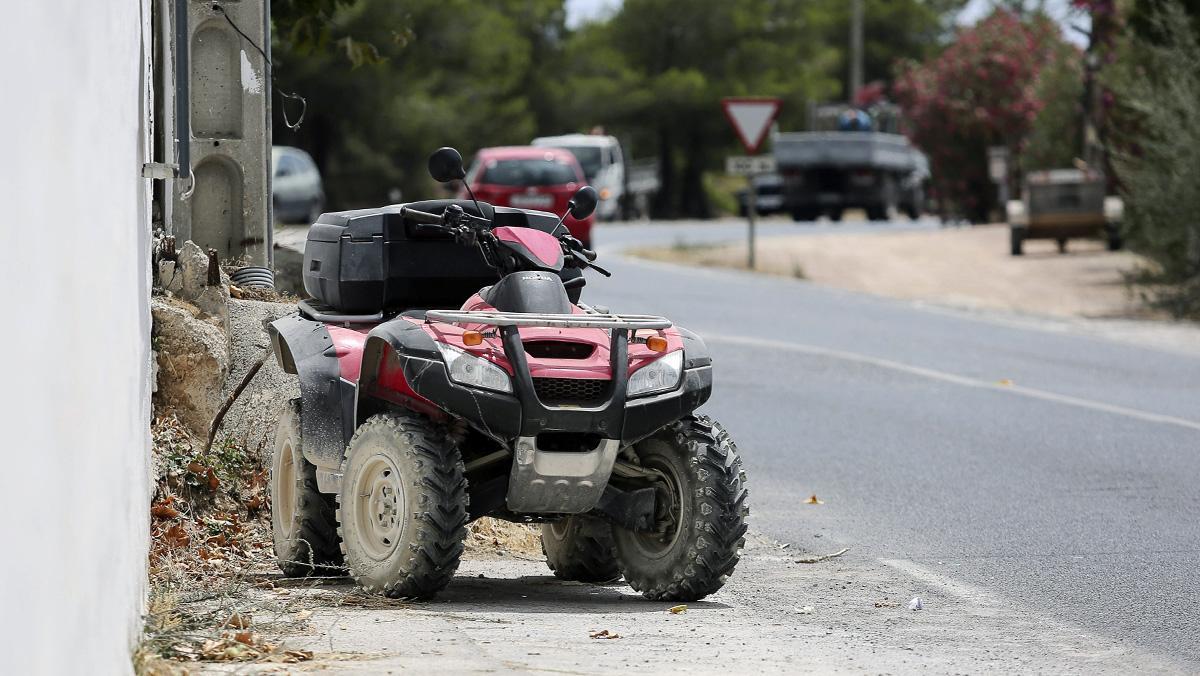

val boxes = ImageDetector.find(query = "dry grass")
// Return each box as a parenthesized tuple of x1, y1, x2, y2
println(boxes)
(465, 517, 544, 560)
(631, 224, 1161, 320)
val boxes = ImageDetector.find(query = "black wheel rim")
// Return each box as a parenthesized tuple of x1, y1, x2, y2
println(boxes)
(626, 456, 684, 559)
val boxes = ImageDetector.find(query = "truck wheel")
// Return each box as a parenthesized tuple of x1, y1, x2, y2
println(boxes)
(866, 205, 888, 221)
(1107, 230, 1123, 251)
(541, 516, 621, 583)
(612, 415, 749, 602)
(828, 208, 844, 222)
(1057, 238, 1068, 254)
(792, 208, 818, 222)
(1010, 227, 1025, 256)
(271, 400, 344, 577)
(337, 412, 468, 598)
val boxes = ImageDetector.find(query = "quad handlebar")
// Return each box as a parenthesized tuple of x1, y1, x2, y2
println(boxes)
(398, 203, 608, 276)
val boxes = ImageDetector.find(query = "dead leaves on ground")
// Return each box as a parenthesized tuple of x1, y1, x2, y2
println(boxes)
(151, 496, 182, 520)
(169, 631, 313, 664)
(589, 629, 621, 639)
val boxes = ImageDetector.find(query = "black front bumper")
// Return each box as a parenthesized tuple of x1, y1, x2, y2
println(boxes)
(399, 352, 711, 445)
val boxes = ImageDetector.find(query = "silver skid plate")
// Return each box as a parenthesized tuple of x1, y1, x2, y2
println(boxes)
(507, 437, 620, 513)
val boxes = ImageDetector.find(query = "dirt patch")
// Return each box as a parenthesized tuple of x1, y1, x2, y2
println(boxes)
(465, 517, 544, 560)
(631, 225, 1163, 320)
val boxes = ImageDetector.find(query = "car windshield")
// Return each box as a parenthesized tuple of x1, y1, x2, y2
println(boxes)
(480, 158, 578, 186)
(560, 146, 603, 180)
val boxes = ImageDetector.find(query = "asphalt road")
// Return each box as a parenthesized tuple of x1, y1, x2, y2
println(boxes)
(586, 218, 1200, 668)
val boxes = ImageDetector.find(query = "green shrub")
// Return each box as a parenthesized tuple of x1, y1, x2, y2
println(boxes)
(1108, 1, 1200, 318)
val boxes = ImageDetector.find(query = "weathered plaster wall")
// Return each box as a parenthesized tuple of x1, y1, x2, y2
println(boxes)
(0, 2, 153, 673)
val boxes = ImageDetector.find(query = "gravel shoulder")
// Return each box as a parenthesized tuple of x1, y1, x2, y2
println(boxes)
(199, 534, 1184, 675)
(629, 224, 1155, 320)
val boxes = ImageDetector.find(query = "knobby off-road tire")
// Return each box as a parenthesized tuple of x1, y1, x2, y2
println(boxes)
(336, 412, 468, 599)
(612, 415, 749, 601)
(271, 399, 344, 577)
(541, 516, 621, 583)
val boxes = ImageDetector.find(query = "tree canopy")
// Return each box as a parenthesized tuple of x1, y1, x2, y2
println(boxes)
(272, 0, 962, 216)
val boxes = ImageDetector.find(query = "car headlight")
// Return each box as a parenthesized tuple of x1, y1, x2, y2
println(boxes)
(436, 344, 512, 393)
(627, 351, 683, 398)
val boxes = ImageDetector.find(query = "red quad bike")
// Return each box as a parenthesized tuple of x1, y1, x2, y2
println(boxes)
(267, 147, 748, 601)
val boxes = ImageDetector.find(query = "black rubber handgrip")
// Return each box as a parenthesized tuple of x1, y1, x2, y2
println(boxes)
(587, 262, 612, 277)
(400, 206, 443, 225)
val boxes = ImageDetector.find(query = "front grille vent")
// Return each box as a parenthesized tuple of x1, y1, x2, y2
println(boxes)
(532, 377, 610, 406)
(524, 341, 595, 359)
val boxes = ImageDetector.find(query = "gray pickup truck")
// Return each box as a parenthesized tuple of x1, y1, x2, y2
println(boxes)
(773, 105, 928, 222)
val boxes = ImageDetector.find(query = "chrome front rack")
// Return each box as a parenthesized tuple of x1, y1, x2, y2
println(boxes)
(425, 309, 672, 330)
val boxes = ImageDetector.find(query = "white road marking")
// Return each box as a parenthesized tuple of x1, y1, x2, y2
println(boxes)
(704, 332, 1200, 433)
(878, 558, 1001, 607)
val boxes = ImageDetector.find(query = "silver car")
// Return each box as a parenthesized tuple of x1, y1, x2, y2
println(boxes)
(272, 146, 325, 224)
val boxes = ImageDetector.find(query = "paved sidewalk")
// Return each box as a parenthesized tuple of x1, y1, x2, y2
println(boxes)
(206, 535, 1183, 674)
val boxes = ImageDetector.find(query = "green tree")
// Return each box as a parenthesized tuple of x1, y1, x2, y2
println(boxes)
(562, 0, 839, 217)
(1022, 40, 1083, 172)
(1106, 1, 1200, 317)
(814, 0, 968, 100)
(273, 0, 564, 207)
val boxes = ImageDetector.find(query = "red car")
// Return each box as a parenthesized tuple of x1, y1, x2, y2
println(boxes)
(462, 146, 594, 246)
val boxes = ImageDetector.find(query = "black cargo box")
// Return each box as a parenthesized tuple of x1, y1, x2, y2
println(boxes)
(302, 199, 563, 313)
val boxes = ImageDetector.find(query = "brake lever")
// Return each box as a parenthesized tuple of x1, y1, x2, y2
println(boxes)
(586, 261, 612, 277)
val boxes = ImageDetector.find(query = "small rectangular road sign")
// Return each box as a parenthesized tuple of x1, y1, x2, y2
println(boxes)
(726, 155, 777, 176)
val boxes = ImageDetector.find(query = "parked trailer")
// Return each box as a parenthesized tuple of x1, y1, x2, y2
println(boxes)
(1006, 169, 1122, 256)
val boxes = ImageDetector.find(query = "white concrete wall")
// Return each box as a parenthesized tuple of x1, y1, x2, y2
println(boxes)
(0, 2, 153, 674)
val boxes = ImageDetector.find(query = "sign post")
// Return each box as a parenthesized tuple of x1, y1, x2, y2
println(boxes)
(722, 97, 781, 269)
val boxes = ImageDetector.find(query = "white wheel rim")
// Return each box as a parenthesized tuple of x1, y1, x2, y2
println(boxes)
(277, 439, 297, 539)
(354, 455, 405, 561)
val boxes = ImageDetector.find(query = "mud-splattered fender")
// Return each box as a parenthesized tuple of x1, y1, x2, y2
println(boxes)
(677, 326, 712, 370)
(360, 316, 521, 441)
(267, 314, 355, 471)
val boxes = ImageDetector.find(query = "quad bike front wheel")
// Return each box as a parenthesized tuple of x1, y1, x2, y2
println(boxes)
(612, 415, 749, 601)
(271, 399, 344, 576)
(541, 516, 621, 583)
(336, 412, 468, 598)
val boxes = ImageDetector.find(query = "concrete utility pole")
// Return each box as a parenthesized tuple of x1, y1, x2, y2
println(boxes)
(164, 0, 271, 264)
(849, 0, 864, 102)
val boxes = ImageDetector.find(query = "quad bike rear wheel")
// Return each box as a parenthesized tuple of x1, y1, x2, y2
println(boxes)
(541, 516, 621, 583)
(271, 399, 344, 576)
(336, 412, 468, 598)
(612, 415, 749, 601)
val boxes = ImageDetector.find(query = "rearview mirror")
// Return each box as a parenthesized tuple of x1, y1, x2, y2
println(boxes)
(428, 147, 466, 183)
(568, 186, 598, 219)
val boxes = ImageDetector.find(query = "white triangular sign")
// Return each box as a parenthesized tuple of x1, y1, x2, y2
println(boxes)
(722, 98, 781, 154)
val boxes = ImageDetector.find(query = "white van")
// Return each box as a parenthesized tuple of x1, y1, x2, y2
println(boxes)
(531, 134, 625, 220)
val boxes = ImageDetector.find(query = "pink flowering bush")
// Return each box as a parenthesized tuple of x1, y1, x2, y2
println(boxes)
(894, 11, 1067, 221)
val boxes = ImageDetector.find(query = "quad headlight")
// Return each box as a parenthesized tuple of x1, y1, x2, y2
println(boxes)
(436, 344, 513, 393)
(627, 350, 683, 398)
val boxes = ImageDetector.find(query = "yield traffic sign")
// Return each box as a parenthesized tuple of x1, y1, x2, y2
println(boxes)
(721, 97, 782, 154)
